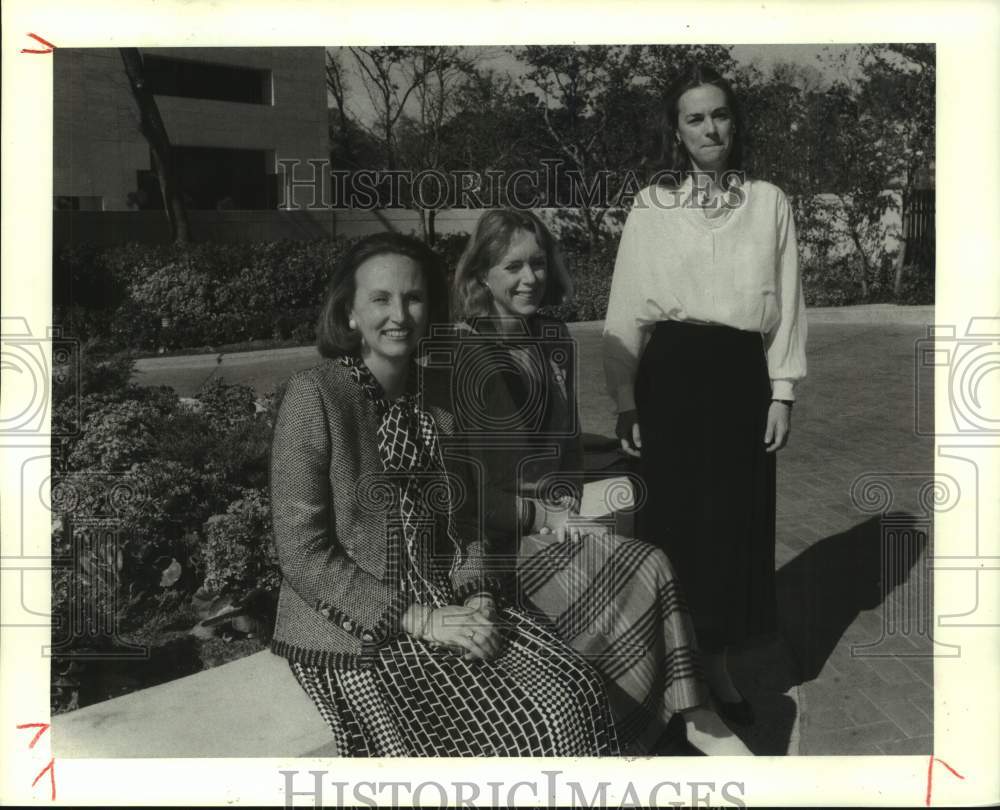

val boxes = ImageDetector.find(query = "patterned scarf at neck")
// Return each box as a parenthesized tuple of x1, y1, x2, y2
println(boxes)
(339, 355, 461, 604)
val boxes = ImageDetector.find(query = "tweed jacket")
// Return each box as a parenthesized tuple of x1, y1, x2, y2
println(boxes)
(269, 358, 499, 669)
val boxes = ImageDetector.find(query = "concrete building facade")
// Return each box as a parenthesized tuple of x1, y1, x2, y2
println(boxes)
(53, 47, 332, 244)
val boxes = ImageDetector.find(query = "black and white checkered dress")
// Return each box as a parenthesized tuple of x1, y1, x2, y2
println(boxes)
(290, 356, 619, 757)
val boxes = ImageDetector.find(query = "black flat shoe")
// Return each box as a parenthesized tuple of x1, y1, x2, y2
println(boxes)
(650, 713, 707, 756)
(656, 735, 708, 756)
(713, 691, 755, 726)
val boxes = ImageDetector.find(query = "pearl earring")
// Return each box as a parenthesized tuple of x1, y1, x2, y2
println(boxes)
(348, 318, 357, 330)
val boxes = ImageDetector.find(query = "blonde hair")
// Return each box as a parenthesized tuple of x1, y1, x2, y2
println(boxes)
(452, 208, 573, 320)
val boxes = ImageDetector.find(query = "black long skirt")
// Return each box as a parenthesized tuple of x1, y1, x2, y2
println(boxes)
(634, 320, 777, 652)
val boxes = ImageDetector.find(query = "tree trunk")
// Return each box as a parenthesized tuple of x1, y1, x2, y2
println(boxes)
(848, 226, 872, 300)
(119, 48, 190, 244)
(417, 209, 428, 243)
(426, 208, 437, 247)
(581, 206, 601, 251)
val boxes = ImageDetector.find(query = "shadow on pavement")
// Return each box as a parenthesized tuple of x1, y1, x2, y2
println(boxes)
(728, 635, 800, 755)
(728, 514, 927, 754)
(776, 513, 928, 683)
(551, 449, 931, 757)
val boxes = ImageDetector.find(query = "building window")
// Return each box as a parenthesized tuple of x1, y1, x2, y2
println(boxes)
(54, 196, 104, 211)
(141, 54, 272, 105)
(134, 147, 278, 210)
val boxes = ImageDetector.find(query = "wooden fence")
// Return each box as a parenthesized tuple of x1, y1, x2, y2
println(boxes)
(902, 188, 935, 271)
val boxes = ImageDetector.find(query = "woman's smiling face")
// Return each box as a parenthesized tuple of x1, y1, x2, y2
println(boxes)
(675, 83, 734, 175)
(349, 252, 428, 363)
(485, 229, 548, 318)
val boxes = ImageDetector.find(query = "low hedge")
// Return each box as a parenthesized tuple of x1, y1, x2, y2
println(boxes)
(55, 228, 931, 357)
(53, 235, 617, 354)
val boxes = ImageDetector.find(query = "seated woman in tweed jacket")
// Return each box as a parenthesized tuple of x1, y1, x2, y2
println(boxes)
(269, 231, 619, 757)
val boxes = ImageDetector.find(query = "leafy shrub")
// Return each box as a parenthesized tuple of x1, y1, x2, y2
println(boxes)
(67, 400, 166, 471)
(800, 257, 866, 308)
(129, 252, 217, 349)
(196, 378, 258, 432)
(537, 242, 617, 323)
(432, 232, 470, 283)
(205, 417, 274, 493)
(895, 264, 934, 305)
(52, 338, 136, 433)
(50, 350, 286, 711)
(202, 488, 279, 597)
(61, 239, 361, 352)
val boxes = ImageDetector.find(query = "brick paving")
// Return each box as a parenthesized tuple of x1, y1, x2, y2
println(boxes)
(573, 320, 935, 755)
(136, 318, 935, 755)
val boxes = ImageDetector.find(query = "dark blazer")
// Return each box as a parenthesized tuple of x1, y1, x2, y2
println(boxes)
(269, 359, 497, 669)
(457, 316, 586, 543)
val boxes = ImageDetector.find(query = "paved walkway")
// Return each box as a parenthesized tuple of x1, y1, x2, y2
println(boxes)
(134, 315, 934, 755)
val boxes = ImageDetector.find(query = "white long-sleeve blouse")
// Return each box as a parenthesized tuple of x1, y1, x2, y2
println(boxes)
(602, 177, 808, 412)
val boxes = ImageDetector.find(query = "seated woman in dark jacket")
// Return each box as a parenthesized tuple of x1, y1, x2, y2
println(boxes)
(269, 231, 618, 757)
(451, 209, 751, 755)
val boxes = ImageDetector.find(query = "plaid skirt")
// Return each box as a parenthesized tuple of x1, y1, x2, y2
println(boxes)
(518, 529, 709, 753)
(290, 606, 619, 757)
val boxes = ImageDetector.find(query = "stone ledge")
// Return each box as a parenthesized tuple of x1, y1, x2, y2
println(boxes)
(803, 304, 934, 325)
(53, 649, 334, 758)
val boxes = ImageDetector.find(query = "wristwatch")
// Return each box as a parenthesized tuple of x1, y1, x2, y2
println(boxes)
(771, 399, 794, 409)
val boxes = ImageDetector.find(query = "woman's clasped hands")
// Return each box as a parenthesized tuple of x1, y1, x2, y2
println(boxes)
(404, 601, 501, 662)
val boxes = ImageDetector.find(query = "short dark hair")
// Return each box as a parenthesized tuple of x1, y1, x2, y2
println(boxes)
(652, 63, 746, 187)
(452, 208, 573, 321)
(316, 231, 450, 359)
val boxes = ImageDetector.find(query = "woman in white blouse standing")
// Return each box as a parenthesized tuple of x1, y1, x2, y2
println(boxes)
(602, 64, 807, 726)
